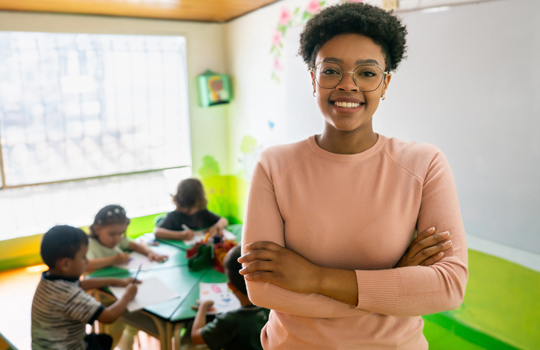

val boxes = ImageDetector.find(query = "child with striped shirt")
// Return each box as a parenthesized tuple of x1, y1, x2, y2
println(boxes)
(31, 225, 139, 350)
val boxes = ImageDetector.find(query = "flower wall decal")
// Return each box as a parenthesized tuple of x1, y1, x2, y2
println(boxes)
(270, 0, 362, 82)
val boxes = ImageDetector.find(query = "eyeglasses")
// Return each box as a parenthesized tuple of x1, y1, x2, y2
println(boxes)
(311, 61, 388, 91)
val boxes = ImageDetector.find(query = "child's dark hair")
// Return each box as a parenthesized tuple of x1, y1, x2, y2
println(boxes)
(172, 178, 208, 210)
(299, 2, 408, 72)
(41, 225, 89, 269)
(89, 204, 130, 238)
(223, 245, 247, 295)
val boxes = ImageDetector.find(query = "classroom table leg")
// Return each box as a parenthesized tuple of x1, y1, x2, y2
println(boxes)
(173, 323, 184, 350)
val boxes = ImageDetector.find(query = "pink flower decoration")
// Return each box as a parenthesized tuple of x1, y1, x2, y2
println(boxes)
(274, 58, 283, 71)
(279, 7, 292, 26)
(306, 0, 321, 15)
(272, 30, 282, 48)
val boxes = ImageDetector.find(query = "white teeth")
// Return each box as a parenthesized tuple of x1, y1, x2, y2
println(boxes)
(334, 101, 360, 108)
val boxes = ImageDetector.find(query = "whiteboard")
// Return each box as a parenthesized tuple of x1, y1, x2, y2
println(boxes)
(283, 0, 540, 254)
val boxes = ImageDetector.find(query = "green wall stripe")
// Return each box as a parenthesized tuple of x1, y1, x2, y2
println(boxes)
(422, 313, 520, 350)
(0, 212, 167, 272)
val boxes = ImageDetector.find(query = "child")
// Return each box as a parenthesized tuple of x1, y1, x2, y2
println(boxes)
(85, 204, 167, 349)
(191, 245, 270, 350)
(85, 204, 168, 272)
(32, 225, 138, 350)
(154, 178, 228, 241)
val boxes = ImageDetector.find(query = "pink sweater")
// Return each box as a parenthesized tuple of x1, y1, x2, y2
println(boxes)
(241, 135, 468, 350)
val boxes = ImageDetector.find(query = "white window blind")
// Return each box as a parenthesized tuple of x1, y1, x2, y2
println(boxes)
(0, 32, 191, 240)
(0, 32, 191, 187)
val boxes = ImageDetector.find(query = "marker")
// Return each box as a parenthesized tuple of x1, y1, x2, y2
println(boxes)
(133, 263, 142, 284)
(181, 224, 190, 231)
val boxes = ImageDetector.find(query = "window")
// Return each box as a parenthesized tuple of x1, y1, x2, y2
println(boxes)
(0, 32, 191, 187)
(0, 32, 191, 240)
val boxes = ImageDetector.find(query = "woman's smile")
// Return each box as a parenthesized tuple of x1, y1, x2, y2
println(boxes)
(330, 96, 366, 114)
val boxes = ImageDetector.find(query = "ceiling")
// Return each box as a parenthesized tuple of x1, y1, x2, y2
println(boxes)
(0, 0, 281, 22)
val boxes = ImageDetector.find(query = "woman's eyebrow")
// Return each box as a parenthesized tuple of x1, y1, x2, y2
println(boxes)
(322, 57, 380, 65)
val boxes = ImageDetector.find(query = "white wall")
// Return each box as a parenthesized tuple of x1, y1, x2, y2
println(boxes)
(224, 0, 540, 259)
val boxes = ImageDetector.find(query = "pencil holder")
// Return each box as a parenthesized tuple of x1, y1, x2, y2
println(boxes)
(187, 242, 213, 271)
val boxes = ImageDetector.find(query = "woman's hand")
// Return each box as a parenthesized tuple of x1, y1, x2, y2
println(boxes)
(396, 227, 452, 267)
(238, 241, 321, 294)
(113, 252, 131, 265)
(147, 252, 168, 263)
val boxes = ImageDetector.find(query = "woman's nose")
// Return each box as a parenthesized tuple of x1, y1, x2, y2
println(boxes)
(336, 72, 359, 92)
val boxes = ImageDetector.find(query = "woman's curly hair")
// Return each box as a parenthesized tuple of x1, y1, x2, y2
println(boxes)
(299, 2, 407, 72)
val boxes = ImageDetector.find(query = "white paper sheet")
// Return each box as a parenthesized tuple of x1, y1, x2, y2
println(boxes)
(109, 277, 181, 312)
(183, 229, 237, 247)
(199, 282, 241, 314)
(113, 252, 162, 271)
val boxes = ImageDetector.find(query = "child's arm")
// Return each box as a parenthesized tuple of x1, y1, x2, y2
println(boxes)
(153, 226, 194, 241)
(80, 277, 140, 291)
(191, 300, 214, 345)
(85, 253, 130, 272)
(127, 241, 168, 262)
(207, 217, 229, 237)
(97, 283, 138, 324)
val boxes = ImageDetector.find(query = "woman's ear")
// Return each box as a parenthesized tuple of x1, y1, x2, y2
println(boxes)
(310, 70, 317, 94)
(382, 73, 392, 98)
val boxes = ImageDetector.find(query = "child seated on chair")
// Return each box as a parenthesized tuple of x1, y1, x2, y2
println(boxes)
(32, 225, 139, 350)
(85, 204, 167, 350)
(190, 245, 270, 350)
(154, 178, 228, 241)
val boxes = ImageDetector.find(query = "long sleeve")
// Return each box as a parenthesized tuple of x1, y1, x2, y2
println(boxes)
(354, 151, 468, 316)
(242, 162, 372, 318)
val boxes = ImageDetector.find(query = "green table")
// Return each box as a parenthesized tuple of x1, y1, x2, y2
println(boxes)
(157, 224, 243, 250)
(87, 224, 243, 350)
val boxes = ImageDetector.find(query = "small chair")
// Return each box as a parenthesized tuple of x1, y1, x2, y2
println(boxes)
(154, 214, 166, 227)
(0, 333, 17, 350)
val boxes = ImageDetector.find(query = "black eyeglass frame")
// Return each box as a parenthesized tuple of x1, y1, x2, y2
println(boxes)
(311, 61, 389, 92)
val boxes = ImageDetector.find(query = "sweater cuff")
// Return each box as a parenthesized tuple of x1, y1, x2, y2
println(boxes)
(355, 269, 399, 315)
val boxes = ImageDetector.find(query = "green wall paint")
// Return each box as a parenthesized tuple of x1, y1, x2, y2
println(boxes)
(445, 249, 540, 350)
(202, 175, 249, 225)
(0, 213, 166, 272)
(423, 318, 487, 350)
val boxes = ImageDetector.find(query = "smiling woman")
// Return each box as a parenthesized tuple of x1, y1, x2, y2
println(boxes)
(240, 3, 468, 350)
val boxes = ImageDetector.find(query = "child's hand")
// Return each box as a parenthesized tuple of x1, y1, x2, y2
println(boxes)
(114, 277, 142, 287)
(182, 229, 195, 241)
(114, 252, 131, 264)
(148, 252, 168, 263)
(191, 299, 215, 312)
(207, 226, 223, 240)
(124, 283, 138, 301)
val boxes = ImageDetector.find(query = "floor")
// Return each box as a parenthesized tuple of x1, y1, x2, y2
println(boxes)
(0, 264, 162, 350)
